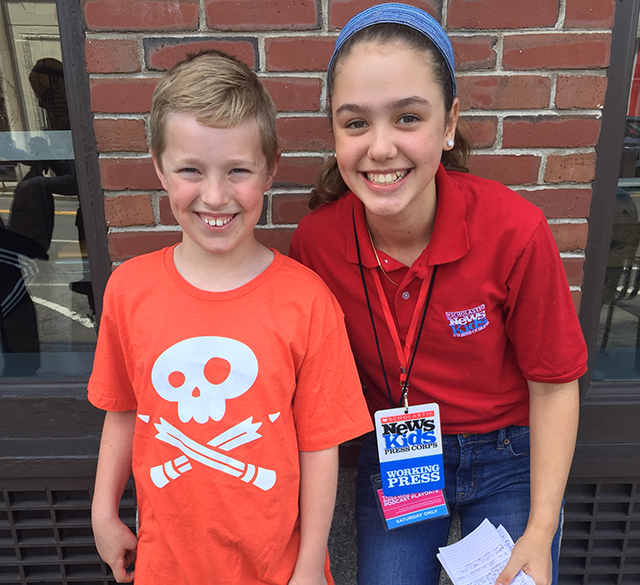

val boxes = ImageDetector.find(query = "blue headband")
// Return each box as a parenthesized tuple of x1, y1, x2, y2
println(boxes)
(327, 2, 456, 98)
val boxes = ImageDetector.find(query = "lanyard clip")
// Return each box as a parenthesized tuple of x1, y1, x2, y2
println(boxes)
(401, 382, 409, 413)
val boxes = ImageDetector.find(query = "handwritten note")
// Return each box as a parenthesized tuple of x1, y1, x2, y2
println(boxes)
(437, 519, 535, 585)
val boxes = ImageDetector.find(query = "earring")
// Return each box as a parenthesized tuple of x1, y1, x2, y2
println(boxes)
(447, 140, 454, 148)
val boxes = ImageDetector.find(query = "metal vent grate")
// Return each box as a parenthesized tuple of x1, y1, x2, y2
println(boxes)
(560, 481, 640, 584)
(0, 487, 136, 584)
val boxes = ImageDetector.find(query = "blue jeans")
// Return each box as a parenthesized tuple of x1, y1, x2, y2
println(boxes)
(355, 427, 562, 585)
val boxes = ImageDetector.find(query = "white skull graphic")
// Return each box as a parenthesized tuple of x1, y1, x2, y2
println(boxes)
(151, 336, 258, 424)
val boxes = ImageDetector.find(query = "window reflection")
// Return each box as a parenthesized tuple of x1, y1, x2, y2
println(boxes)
(0, 1, 96, 378)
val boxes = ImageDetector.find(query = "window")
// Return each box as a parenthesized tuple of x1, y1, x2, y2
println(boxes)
(0, 0, 106, 379)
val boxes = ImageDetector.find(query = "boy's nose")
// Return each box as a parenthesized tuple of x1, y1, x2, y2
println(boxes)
(368, 128, 397, 161)
(201, 178, 231, 207)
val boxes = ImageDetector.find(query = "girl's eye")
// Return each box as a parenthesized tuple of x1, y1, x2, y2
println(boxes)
(345, 119, 367, 130)
(398, 114, 420, 125)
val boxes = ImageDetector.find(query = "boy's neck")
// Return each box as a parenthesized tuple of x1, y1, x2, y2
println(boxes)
(172, 237, 274, 292)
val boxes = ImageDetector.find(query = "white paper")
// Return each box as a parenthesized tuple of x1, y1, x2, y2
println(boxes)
(437, 519, 535, 585)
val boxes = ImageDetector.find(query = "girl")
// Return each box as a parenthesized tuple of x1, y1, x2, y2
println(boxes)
(290, 4, 587, 585)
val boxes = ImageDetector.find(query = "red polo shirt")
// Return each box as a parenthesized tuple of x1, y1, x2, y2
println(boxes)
(290, 166, 587, 434)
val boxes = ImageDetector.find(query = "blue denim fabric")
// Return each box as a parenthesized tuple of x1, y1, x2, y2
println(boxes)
(355, 427, 561, 585)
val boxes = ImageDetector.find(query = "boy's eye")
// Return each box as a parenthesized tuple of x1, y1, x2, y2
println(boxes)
(231, 168, 249, 174)
(180, 167, 199, 174)
(398, 114, 420, 124)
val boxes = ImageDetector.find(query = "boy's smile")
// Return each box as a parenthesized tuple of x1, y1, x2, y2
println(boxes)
(153, 113, 277, 263)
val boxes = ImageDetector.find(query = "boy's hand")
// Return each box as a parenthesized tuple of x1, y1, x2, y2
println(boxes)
(93, 515, 137, 583)
(287, 569, 328, 585)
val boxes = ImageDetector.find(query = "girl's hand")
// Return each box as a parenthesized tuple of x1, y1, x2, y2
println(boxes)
(495, 530, 553, 585)
(93, 515, 137, 583)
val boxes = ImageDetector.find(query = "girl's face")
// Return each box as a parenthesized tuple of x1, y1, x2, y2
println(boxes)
(331, 40, 458, 224)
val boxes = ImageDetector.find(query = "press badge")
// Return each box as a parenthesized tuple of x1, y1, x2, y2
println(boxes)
(374, 403, 445, 497)
(372, 475, 449, 530)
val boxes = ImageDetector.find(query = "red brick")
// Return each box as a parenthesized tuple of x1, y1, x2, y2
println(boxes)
(274, 156, 323, 187)
(460, 116, 497, 149)
(272, 193, 313, 224)
(556, 75, 607, 110)
(570, 290, 581, 312)
(261, 78, 322, 112)
(266, 37, 336, 72)
(329, 0, 440, 29)
(104, 194, 155, 227)
(457, 75, 551, 111)
(99, 158, 162, 190)
(94, 118, 148, 152)
(467, 154, 540, 185)
(85, 39, 140, 73)
(90, 79, 158, 114)
(503, 117, 601, 148)
(205, 0, 318, 30)
(549, 222, 588, 252)
(518, 188, 592, 218)
(254, 227, 295, 255)
(451, 36, 497, 71)
(503, 34, 611, 70)
(277, 117, 334, 151)
(144, 38, 257, 71)
(544, 153, 596, 184)
(159, 196, 179, 226)
(84, 0, 198, 31)
(448, 0, 558, 29)
(108, 230, 182, 262)
(563, 257, 584, 287)
(565, 0, 615, 28)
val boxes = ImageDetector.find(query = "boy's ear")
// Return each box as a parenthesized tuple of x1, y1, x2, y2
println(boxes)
(151, 152, 169, 192)
(265, 151, 281, 191)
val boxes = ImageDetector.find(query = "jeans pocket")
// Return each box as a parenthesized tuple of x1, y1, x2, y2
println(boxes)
(504, 427, 530, 458)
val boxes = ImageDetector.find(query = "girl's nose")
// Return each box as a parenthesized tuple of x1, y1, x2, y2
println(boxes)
(368, 128, 397, 161)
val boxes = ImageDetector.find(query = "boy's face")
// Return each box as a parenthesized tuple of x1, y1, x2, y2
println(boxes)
(153, 112, 277, 260)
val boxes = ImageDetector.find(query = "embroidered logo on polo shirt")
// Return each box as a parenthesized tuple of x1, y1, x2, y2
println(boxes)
(445, 304, 489, 338)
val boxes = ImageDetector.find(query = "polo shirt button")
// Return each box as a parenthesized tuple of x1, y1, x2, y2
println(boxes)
(402, 291, 410, 300)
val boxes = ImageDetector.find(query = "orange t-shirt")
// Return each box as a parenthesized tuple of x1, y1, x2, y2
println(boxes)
(88, 247, 372, 585)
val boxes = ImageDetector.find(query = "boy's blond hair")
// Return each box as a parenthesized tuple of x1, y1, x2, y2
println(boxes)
(150, 50, 278, 169)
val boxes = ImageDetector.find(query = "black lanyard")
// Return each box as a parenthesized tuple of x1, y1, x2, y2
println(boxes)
(352, 209, 438, 409)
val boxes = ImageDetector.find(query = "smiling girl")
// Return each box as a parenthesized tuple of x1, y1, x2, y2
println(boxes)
(290, 4, 588, 585)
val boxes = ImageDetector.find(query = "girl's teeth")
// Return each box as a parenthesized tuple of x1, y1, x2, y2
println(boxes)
(366, 170, 408, 185)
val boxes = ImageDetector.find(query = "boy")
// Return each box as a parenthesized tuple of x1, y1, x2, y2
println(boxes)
(89, 51, 372, 585)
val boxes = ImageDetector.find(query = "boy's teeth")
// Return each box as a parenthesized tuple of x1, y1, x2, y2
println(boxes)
(366, 170, 408, 185)
(202, 216, 232, 227)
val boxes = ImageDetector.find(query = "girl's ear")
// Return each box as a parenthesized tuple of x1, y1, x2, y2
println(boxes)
(151, 151, 169, 191)
(443, 97, 460, 151)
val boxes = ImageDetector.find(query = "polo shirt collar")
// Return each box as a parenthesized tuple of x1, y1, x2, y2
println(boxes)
(345, 165, 469, 275)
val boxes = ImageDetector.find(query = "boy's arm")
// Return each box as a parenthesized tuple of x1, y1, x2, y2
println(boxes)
(496, 380, 580, 585)
(289, 446, 339, 585)
(92, 410, 138, 584)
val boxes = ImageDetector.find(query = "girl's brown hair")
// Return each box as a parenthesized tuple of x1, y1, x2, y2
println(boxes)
(310, 23, 470, 209)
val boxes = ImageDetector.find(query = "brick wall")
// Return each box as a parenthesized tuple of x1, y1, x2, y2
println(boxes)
(83, 0, 616, 307)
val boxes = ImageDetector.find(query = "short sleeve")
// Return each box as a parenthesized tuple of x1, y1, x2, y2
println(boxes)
(504, 219, 587, 383)
(292, 304, 372, 451)
(87, 275, 138, 412)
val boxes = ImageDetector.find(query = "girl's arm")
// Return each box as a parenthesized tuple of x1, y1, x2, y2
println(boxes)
(496, 380, 580, 585)
(91, 410, 138, 584)
(288, 446, 339, 585)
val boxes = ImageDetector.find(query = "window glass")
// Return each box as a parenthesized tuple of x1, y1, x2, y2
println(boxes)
(0, 1, 96, 378)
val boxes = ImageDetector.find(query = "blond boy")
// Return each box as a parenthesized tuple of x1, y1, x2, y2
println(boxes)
(89, 51, 371, 585)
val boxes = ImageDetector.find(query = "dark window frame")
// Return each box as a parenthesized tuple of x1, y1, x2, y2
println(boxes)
(579, 0, 640, 401)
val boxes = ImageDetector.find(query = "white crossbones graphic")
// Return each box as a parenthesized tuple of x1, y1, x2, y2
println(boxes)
(150, 417, 276, 491)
